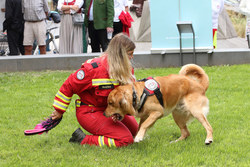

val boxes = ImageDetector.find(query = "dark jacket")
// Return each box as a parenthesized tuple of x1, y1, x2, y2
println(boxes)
(3, 0, 24, 32)
(84, 0, 114, 29)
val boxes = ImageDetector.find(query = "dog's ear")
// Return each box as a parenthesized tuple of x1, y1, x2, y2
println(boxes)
(119, 98, 128, 110)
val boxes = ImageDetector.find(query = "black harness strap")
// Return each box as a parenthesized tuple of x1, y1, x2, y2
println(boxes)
(154, 87, 164, 107)
(134, 78, 164, 112)
(132, 86, 137, 109)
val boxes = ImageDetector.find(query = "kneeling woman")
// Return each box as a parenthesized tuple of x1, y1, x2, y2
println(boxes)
(51, 33, 138, 147)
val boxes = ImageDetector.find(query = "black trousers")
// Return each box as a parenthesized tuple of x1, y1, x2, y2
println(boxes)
(88, 21, 108, 52)
(113, 21, 123, 37)
(7, 29, 24, 55)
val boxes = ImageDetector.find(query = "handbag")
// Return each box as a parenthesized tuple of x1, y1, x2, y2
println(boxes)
(72, 13, 84, 25)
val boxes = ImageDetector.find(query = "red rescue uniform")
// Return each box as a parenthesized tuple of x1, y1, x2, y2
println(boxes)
(53, 55, 138, 147)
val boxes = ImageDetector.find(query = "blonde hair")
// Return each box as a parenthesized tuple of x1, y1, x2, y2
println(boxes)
(106, 33, 136, 85)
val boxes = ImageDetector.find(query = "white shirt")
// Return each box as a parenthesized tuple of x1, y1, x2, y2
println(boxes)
(114, 0, 128, 22)
(57, 0, 84, 14)
(89, 0, 94, 21)
(212, 0, 224, 29)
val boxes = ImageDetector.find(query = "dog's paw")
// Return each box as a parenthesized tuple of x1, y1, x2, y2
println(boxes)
(170, 139, 179, 144)
(205, 138, 213, 145)
(134, 136, 143, 143)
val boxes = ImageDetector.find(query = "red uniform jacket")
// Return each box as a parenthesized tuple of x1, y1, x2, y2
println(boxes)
(53, 55, 120, 114)
(119, 11, 134, 37)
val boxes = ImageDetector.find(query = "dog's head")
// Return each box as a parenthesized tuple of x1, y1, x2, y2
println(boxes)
(104, 86, 135, 121)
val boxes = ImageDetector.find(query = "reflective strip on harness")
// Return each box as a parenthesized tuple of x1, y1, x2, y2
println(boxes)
(92, 79, 119, 86)
(55, 91, 72, 103)
(53, 100, 68, 111)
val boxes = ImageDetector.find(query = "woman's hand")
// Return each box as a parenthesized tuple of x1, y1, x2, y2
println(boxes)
(71, 5, 80, 12)
(106, 27, 114, 33)
(51, 110, 63, 120)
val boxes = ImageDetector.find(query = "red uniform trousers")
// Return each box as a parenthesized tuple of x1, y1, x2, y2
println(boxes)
(76, 105, 138, 147)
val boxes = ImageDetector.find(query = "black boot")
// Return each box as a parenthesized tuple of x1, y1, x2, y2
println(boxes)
(69, 128, 86, 144)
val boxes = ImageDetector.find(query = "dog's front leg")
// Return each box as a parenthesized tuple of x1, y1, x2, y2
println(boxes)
(134, 111, 163, 143)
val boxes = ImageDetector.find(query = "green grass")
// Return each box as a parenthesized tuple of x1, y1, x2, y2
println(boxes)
(0, 64, 250, 167)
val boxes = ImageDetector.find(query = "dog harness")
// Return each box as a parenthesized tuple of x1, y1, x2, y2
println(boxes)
(133, 77, 164, 112)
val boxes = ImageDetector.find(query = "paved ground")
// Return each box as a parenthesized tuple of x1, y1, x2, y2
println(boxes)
(131, 37, 249, 53)
(48, 37, 249, 54)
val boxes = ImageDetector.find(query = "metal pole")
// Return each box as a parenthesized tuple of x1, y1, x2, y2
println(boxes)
(193, 32, 196, 64)
(179, 33, 183, 66)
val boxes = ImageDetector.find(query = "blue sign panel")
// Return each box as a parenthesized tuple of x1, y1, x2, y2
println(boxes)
(150, 0, 213, 53)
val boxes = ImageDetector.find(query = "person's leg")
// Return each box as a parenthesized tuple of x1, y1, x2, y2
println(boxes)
(121, 115, 138, 137)
(97, 29, 108, 52)
(113, 21, 123, 37)
(88, 22, 101, 52)
(76, 110, 135, 147)
(35, 21, 47, 54)
(38, 45, 46, 54)
(24, 46, 33, 55)
(18, 30, 25, 55)
(23, 22, 35, 55)
(7, 29, 19, 55)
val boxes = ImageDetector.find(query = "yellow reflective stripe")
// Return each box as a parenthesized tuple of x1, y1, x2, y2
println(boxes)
(53, 100, 68, 111)
(75, 100, 94, 107)
(213, 31, 217, 49)
(92, 79, 119, 86)
(76, 100, 81, 107)
(111, 138, 116, 147)
(98, 136, 105, 147)
(108, 138, 116, 147)
(55, 91, 72, 103)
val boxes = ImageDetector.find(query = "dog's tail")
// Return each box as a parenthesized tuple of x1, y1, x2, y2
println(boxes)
(179, 64, 209, 91)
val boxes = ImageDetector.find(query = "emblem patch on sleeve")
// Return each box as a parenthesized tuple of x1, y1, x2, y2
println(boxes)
(77, 70, 85, 80)
(145, 79, 158, 91)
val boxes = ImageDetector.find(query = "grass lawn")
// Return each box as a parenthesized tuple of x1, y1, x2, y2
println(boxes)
(0, 64, 249, 167)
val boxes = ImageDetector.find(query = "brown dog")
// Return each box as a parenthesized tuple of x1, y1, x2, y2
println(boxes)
(104, 64, 213, 145)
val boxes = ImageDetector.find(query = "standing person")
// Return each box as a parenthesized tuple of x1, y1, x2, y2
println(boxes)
(57, 0, 84, 54)
(113, 0, 129, 37)
(50, 33, 138, 147)
(239, 0, 250, 41)
(22, 0, 49, 55)
(212, 0, 224, 49)
(3, 0, 24, 56)
(84, 0, 114, 52)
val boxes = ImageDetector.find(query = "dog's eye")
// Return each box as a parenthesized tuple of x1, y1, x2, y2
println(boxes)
(108, 102, 113, 106)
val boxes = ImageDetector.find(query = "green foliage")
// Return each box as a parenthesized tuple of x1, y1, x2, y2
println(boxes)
(0, 65, 249, 167)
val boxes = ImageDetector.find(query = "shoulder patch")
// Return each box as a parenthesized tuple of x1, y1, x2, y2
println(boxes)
(91, 62, 98, 68)
(77, 70, 85, 80)
(145, 79, 158, 91)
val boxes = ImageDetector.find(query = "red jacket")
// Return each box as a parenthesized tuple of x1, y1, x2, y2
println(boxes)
(53, 55, 120, 114)
(119, 11, 134, 37)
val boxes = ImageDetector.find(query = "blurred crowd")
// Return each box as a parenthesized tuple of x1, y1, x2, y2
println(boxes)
(3, 0, 138, 56)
